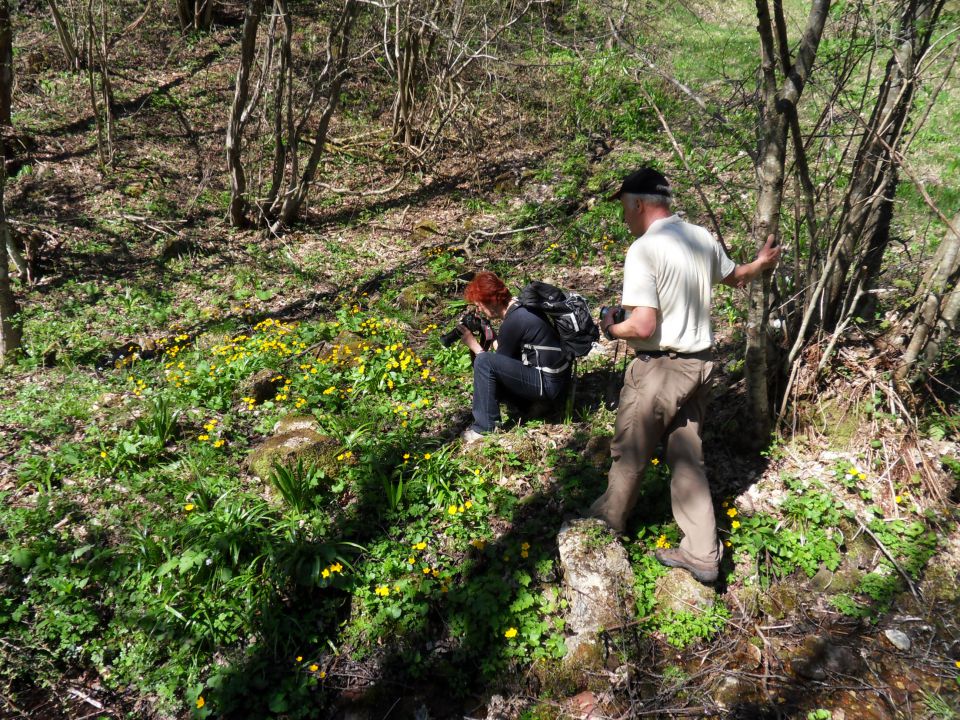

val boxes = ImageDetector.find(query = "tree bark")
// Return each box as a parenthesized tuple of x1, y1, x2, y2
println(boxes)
(47, 0, 81, 70)
(822, 0, 945, 328)
(177, 0, 213, 32)
(897, 213, 960, 381)
(745, 0, 830, 443)
(268, 0, 359, 230)
(0, 0, 11, 126)
(226, 0, 265, 227)
(0, 0, 23, 365)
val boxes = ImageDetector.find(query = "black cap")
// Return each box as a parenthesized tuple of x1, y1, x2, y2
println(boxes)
(609, 167, 671, 200)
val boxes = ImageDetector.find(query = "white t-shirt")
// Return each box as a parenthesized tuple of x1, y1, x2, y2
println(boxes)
(621, 215, 736, 353)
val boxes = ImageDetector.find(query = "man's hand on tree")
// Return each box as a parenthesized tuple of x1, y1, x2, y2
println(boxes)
(757, 233, 782, 270)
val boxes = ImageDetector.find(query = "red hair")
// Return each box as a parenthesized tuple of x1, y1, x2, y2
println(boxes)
(465, 271, 511, 307)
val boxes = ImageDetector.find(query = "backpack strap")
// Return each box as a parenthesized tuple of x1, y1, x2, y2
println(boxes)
(522, 343, 570, 396)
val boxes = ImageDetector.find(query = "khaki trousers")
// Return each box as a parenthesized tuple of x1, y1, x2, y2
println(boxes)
(589, 353, 721, 564)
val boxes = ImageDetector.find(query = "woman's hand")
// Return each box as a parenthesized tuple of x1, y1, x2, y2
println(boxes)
(459, 324, 484, 354)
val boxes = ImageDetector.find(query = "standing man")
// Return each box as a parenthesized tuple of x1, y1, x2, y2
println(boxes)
(590, 167, 780, 583)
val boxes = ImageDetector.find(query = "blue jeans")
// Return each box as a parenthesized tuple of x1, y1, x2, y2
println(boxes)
(471, 352, 569, 433)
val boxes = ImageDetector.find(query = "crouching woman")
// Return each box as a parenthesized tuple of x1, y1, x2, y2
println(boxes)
(458, 272, 570, 441)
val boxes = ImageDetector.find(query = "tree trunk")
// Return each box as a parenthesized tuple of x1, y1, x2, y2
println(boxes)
(47, 0, 81, 70)
(177, 0, 213, 32)
(745, 0, 830, 443)
(897, 214, 960, 382)
(268, 0, 359, 230)
(0, 0, 11, 126)
(0, 0, 23, 365)
(821, 0, 945, 328)
(225, 0, 265, 227)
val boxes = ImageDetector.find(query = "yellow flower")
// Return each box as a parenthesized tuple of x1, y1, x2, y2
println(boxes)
(309, 664, 319, 672)
(322, 569, 330, 579)
(424, 453, 432, 460)
(521, 542, 530, 551)
(520, 551, 529, 558)
(375, 585, 390, 597)
(955, 660, 960, 668)
(296, 656, 303, 662)
(100, 451, 107, 458)
(651, 458, 659, 466)
(655, 535, 671, 549)
(184, 503, 195, 512)
(504, 627, 518, 638)
(422, 567, 431, 575)
(196, 696, 205, 709)
(458, 504, 465, 513)
(726, 508, 738, 518)
(213, 439, 225, 448)
(465, 501, 473, 509)
(330, 563, 343, 573)
(895, 495, 902, 504)
(724, 540, 732, 547)
(408, 557, 415, 565)
(731, 520, 741, 530)
(448, 505, 458, 515)
(319, 670, 327, 679)
(413, 542, 427, 551)
(471, 539, 486, 550)
(198, 434, 209, 441)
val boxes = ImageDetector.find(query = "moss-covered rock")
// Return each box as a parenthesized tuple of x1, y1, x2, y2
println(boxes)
(236, 368, 284, 404)
(653, 568, 716, 615)
(246, 429, 339, 480)
(397, 281, 439, 312)
(758, 583, 801, 619)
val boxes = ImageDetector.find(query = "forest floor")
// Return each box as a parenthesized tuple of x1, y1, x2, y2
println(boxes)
(2, 3, 960, 720)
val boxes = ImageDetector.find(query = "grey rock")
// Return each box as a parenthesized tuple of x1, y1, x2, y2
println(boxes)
(883, 628, 912, 651)
(711, 675, 754, 710)
(273, 414, 321, 435)
(557, 518, 634, 657)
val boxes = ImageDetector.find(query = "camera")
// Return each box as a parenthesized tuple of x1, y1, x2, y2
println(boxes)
(440, 310, 494, 349)
(599, 305, 625, 340)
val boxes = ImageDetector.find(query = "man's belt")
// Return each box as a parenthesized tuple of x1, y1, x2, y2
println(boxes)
(635, 348, 713, 361)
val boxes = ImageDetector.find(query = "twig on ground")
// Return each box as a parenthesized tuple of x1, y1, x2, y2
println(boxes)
(66, 687, 104, 710)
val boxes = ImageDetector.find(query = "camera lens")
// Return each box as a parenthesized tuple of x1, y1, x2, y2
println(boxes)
(439, 328, 461, 347)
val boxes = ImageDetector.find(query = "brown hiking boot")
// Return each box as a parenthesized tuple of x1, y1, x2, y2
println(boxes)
(654, 547, 719, 583)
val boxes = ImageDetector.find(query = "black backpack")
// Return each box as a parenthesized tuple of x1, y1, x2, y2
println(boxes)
(517, 281, 600, 358)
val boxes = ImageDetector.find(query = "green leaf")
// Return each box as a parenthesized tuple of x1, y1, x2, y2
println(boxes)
(268, 692, 289, 713)
(71, 544, 94, 561)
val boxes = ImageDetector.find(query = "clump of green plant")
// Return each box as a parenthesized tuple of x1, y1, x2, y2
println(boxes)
(728, 477, 845, 587)
(626, 530, 727, 648)
(657, 603, 730, 649)
(831, 513, 938, 619)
